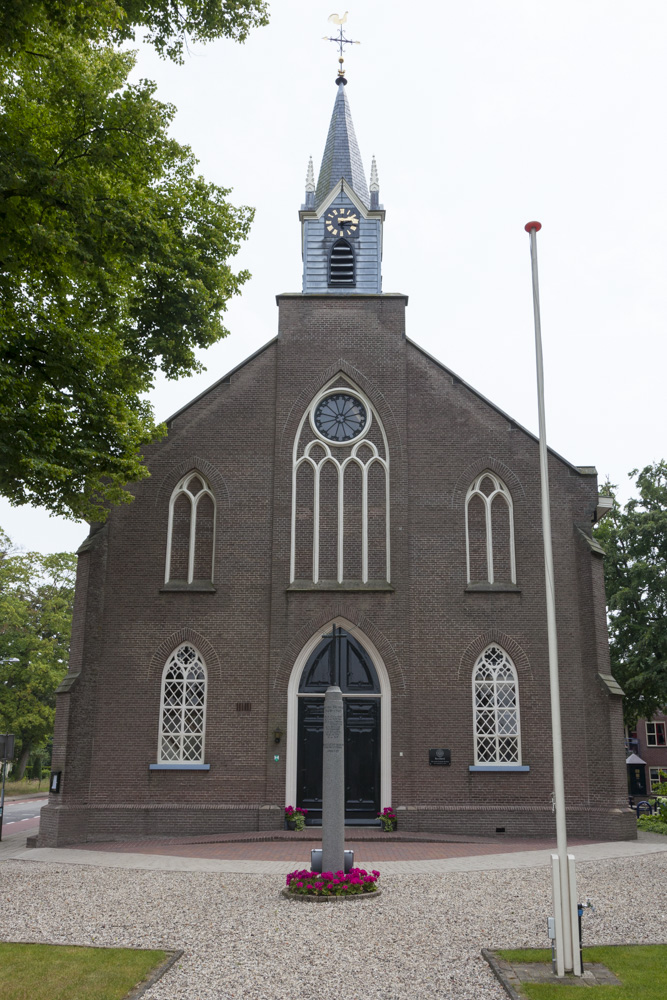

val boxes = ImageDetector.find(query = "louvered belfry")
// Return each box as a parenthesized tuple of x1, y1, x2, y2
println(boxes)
(300, 77, 384, 294)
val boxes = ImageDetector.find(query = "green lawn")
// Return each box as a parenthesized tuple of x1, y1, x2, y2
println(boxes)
(496, 945, 667, 1000)
(0, 942, 168, 1000)
(2, 779, 48, 797)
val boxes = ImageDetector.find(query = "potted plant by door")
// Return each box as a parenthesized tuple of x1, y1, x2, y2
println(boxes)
(378, 807, 397, 832)
(285, 806, 308, 831)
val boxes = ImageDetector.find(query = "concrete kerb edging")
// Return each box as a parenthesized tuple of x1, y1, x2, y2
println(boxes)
(281, 888, 382, 902)
(481, 949, 522, 1000)
(125, 949, 184, 1000)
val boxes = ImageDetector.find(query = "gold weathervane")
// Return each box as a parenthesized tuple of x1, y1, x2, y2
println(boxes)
(323, 12, 360, 78)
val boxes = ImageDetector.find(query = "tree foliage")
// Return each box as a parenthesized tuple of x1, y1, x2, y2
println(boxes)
(0, 1, 269, 62)
(594, 461, 667, 728)
(0, 3, 266, 520)
(0, 528, 76, 778)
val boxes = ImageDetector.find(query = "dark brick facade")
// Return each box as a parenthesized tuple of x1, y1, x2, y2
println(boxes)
(40, 293, 636, 846)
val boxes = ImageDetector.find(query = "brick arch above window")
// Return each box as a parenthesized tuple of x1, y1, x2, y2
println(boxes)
(279, 361, 404, 468)
(147, 628, 221, 682)
(457, 630, 532, 683)
(155, 457, 230, 510)
(451, 457, 526, 512)
(273, 607, 406, 695)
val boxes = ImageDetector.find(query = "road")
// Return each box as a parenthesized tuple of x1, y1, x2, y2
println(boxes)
(0, 796, 46, 837)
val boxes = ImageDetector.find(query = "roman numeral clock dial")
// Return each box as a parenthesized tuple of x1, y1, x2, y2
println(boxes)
(324, 208, 360, 237)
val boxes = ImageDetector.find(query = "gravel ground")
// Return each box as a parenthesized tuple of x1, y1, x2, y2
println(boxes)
(1, 854, 666, 1000)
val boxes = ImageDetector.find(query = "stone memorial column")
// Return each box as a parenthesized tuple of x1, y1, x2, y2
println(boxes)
(321, 685, 345, 874)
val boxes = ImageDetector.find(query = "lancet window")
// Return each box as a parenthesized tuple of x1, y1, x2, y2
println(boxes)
(465, 471, 515, 585)
(291, 382, 390, 585)
(165, 472, 216, 585)
(473, 645, 521, 765)
(158, 644, 207, 764)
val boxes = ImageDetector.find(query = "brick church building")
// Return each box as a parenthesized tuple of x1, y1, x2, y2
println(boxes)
(40, 72, 635, 846)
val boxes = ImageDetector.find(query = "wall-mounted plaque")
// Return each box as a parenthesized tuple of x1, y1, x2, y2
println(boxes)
(50, 771, 62, 794)
(429, 748, 451, 766)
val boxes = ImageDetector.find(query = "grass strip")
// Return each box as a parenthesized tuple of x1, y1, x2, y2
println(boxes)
(496, 944, 667, 1000)
(0, 942, 168, 1000)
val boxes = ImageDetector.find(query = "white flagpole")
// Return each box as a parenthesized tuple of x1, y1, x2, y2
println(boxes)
(525, 222, 580, 977)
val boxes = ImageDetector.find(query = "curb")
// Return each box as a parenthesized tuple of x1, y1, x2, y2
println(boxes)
(281, 887, 382, 902)
(125, 948, 184, 999)
(3, 793, 48, 803)
(481, 949, 522, 1000)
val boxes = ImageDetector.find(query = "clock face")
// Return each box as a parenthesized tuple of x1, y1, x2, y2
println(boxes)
(314, 393, 367, 443)
(324, 207, 360, 238)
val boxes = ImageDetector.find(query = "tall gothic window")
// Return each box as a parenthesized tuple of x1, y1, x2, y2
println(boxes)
(472, 645, 521, 765)
(291, 383, 390, 585)
(165, 472, 216, 585)
(465, 471, 515, 584)
(158, 644, 207, 763)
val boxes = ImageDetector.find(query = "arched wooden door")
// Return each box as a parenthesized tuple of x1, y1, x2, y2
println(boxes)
(296, 627, 381, 825)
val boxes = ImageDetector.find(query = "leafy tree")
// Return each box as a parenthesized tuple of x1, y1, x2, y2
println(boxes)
(594, 461, 667, 728)
(0, 1, 269, 61)
(0, 528, 76, 779)
(0, 18, 256, 521)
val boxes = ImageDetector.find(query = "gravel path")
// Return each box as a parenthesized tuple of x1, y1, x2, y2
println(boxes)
(1, 853, 666, 1000)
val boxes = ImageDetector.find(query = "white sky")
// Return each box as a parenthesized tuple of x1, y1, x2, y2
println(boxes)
(3, 0, 666, 553)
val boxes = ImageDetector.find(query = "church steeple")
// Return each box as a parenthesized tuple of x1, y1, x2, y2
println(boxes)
(315, 78, 370, 208)
(300, 77, 385, 295)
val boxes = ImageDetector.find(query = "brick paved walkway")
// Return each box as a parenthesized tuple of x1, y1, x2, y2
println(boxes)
(67, 832, 596, 863)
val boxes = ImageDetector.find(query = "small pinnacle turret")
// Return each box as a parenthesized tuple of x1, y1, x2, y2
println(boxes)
(304, 156, 315, 209)
(369, 156, 380, 210)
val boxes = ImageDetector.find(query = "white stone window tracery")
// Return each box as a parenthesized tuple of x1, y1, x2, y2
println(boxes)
(465, 471, 516, 584)
(158, 644, 207, 763)
(290, 382, 390, 584)
(473, 645, 521, 765)
(165, 472, 216, 585)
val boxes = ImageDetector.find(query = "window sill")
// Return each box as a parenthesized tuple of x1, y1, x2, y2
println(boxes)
(160, 581, 216, 593)
(468, 765, 530, 772)
(465, 583, 521, 593)
(149, 764, 211, 771)
(288, 580, 394, 592)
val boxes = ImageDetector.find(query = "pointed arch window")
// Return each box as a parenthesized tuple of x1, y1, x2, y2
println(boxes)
(165, 472, 216, 586)
(290, 383, 390, 586)
(473, 645, 521, 765)
(465, 471, 516, 585)
(329, 239, 355, 286)
(157, 644, 207, 764)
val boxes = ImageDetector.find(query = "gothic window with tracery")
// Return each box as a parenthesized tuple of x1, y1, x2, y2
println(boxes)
(158, 644, 207, 763)
(165, 472, 216, 585)
(291, 382, 390, 585)
(465, 471, 515, 585)
(473, 645, 521, 765)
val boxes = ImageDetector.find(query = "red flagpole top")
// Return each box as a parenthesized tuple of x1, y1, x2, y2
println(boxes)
(524, 221, 542, 233)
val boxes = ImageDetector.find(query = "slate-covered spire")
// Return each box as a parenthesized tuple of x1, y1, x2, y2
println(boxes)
(315, 78, 370, 208)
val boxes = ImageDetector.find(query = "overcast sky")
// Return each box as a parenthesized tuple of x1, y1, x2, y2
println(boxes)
(3, 0, 666, 553)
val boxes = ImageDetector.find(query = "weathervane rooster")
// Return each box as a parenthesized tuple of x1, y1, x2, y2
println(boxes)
(323, 12, 359, 77)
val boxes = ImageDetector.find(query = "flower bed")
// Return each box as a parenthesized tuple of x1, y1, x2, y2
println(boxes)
(284, 867, 380, 897)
